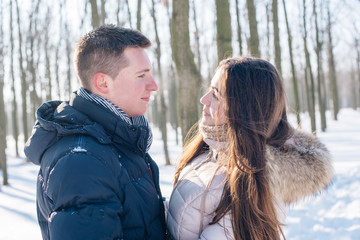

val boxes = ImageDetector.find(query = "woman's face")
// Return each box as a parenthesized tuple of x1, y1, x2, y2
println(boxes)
(200, 68, 226, 126)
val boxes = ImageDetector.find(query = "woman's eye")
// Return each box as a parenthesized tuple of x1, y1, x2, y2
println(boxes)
(212, 92, 218, 100)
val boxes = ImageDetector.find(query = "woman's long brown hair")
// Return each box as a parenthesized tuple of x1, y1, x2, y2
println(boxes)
(173, 123, 207, 185)
(174, 57, 293, 240)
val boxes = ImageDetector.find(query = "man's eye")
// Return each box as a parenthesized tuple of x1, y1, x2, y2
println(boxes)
(138, 74, 145, 78)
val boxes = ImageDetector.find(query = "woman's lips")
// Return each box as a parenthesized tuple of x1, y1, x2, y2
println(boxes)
(203, 110, 210, 117)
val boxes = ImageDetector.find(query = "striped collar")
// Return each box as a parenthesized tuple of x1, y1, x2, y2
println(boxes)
(77, 87, 153, 152)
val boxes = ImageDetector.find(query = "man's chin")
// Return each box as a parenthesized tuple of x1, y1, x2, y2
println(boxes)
(129, 109, 147, 117)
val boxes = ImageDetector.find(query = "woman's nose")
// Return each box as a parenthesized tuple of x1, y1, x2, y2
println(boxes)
(200, 91, 210, 105)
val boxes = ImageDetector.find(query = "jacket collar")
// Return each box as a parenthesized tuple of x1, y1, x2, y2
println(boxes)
(69, 92, 149, 155)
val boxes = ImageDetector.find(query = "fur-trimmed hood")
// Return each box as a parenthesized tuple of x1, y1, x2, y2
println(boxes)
(266, 130, 333, 204)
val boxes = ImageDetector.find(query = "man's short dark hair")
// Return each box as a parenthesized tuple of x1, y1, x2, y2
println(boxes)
(74, 24, 151, 90)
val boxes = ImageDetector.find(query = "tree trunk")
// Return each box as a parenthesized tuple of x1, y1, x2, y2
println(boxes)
(150, 0, 170, 165)
(235, 0, 243, 55)
(55, 2, 63, 99)
(303, 0, 316, 133)
(303, 66, 312, 120)
(151, 96, 160, 127)
(116, 0, 121, 26)
(0, 3, 8, 185)
(168, 63, 180, 146)
(215, 0, 232, 62)
(125, 0, 132, 28)
(15, 0, 29, 145)
(137, 0, 142, 30)
(272, 0, 282, 76)
(357, 38, 360, 109)
(171, 0, 202, 144)
(282, 0, 301, 128)
(265, 3, 271, 61)
(55, 45, 61, 99)
(65, 23, 73, 98)
(313, 0, 326, 131)
(351, 67, 357, 110)
(100, 0, 106, 25)
(326, 4, 339, 120)
(27, 0, 41, 125)
(89, 0, 100, 29)
(246, 0, 260, 57)
(45, 7, 52, 101)
(191, 0, 201, 71)
(165, 4, 180, 145)
(10, 0, 19, 157)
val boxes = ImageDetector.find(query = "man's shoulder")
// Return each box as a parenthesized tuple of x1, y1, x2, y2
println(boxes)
(45, 134, 116, 164)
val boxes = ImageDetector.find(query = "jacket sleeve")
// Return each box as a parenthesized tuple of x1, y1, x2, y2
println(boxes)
(265, 129, 334, 204)
(44, 152, 124, 240)
(199, 213, 234, 240)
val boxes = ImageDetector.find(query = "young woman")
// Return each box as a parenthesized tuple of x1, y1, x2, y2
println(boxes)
(166, 57, 333, 240)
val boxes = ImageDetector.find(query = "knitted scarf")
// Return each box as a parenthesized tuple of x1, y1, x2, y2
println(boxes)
(199, 121, 228, 151)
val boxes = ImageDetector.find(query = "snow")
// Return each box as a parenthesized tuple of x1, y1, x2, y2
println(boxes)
(1, 108, 360, 239)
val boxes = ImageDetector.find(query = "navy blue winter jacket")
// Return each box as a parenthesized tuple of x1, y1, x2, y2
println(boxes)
(24, 93, 166, 240)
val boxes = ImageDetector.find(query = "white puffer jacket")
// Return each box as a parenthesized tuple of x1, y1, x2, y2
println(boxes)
(167, 130, 333, 240)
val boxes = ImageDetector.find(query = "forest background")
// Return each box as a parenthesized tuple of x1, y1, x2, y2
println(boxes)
(0, 0, 359, 185)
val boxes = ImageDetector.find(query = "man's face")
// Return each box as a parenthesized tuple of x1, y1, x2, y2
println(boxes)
(106, 47, 158, 117)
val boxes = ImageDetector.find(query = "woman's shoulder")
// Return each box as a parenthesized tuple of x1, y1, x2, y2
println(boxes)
(265, 129, 334, 204)
(168, 151, 227, 240)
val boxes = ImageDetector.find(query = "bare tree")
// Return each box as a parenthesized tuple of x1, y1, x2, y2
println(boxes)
(27, 0, 41, 124)
(326, 2, 339, 120)
(137, 0, 142, 30)
(167, 63, 180, 145)
(100, 0, 106, 25)
(0, 1, 8, 185)
(125, 0, 132, 28)
(55, 2, 64, 99)
(282, 0, 301, 127)
(303, 0, 316, 133)
(171, 0, 202, 143)
(215, 0, 232, 62)
(357, 38, 360, 109)
(191, 0, 201, 71)
(90, 0, 100, 29)
(150, 0, 170, 165)
(351, 65, 357, 110)
(313, 0, 326, 131)
(15, 0, 30, 144)
(64, 22, 73, 97)
(163, 0, 180, 145)
(272, 0, 282, 76)
(235, 0, 243, 55)
(44, 6, 52, 101)
(9, 0, 20, 157)
(265, 2, 271, 61)
(246, 0, 260, 57)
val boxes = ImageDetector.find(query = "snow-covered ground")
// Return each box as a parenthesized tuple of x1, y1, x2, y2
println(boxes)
(0, 109, 359, 239)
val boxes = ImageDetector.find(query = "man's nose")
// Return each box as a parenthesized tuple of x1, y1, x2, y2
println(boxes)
(147, 76, 158, 91)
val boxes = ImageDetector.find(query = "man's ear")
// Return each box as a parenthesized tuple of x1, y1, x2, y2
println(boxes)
(93, 72, 110, 94)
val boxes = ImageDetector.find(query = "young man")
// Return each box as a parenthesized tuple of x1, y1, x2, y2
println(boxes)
(24, 25, 166, 239)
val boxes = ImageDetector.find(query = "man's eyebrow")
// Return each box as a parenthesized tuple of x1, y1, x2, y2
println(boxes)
(135, 68, 151, 74)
